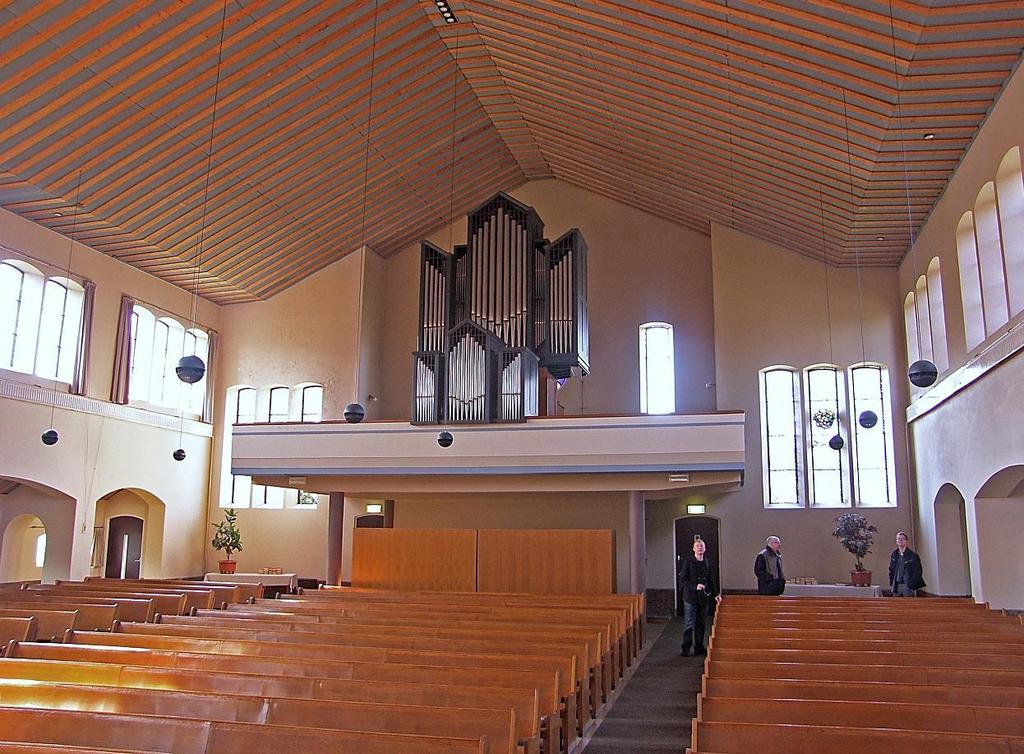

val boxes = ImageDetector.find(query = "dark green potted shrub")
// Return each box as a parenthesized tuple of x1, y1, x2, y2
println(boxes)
(832, 512, 877, 586)
(211, 508, 243, 574)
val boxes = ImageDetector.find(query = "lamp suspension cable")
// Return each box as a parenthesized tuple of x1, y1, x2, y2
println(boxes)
(819, 187, 846, 457)
(723, 0, 737, 229)
(842, 89, 868, 366)
(41, 170, 83, 447)
(438, 16, 460, 448)
(173, 0, 229, 461)
(887, 0, 937, 388)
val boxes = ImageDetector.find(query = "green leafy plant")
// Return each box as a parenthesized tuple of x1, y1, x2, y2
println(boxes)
(832, 512, 877, 571)
(211, 508, 243, 561)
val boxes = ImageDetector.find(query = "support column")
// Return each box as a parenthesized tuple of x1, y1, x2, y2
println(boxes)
(383, 500, 395, 528)
(327, 492, 346, 585)
(628, 491, 646, 596)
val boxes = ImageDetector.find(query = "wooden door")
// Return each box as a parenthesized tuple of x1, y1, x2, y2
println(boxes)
(105, 516, 143, 579)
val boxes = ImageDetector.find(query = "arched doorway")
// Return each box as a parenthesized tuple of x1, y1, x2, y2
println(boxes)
(0, 514, 45, 583)
(355, 513, 385, 528)
(974, 466, 1024, 609)
(93, 489, 166, 578)
(673, 515, 721, 616)
(933, 483, 971, 597)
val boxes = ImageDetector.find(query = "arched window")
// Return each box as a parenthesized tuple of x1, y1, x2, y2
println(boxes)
(804, 365, 849, 507)
(975, 183, 1009, 335)
(914, 276, 933, 363)
(996, 146, 1024, 316)
(254, 386, 290, 508)
(301, 384, 324, 423)
(759, 367, 802, 507)
(848, 364, 897, 507)
(638, 322, 675, 415)
(903, 292, 920, 365)
(0, 260, 85, 383)
(926, 258, 947, 372)
(956, 212, 986, 349)
(128, 305, 208, 412)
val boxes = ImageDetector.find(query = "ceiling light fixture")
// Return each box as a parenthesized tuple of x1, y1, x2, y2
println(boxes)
(922, 133, 936, 140)
(434, 0, 458, 23)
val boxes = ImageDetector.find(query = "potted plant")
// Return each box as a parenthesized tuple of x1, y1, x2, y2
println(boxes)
(211, 508, 243, 574)
(832, 512, 877, 587)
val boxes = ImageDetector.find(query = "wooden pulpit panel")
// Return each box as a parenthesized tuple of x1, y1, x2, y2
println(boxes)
(350, 528, 477, 591)
(477, 529, 615, 595)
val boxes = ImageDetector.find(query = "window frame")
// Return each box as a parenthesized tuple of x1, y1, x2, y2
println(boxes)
(848, 363, 898, 508)
(803, 364, 851, 509)
(638, 321, 676, 415)
(759, 366, 804, 508)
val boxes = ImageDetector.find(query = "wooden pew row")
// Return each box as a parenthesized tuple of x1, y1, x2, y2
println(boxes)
(0, 600, 118, 631)
(154, 611, 605, 721)
(122, 618, 601, 725)
(59, 629, 580, 748)
(0, 656, 547, 754)
(703, 676, 1024, 709)
(11, 591, 157, 622)
(710, 635, 1024, 655)
(308, 588, 645, 663)
(697, 695, 1024, 736)
(0, 609, 73, 642)
(690, 720, 1024, 754)
(706, 658, 1024, 688)
(236, 597, 619, 698)
(6, 644, 559, 754)
(0, 678, 528, 754)
(0, 708, 491, 754)
(0, 616, 37, 645)
(83, 577, 252, 606)
(709, 647, 1024, 671)
(35, 584, 197, 614)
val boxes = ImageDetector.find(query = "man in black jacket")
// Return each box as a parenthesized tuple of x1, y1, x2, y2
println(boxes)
(754, 536, 786, 595)
(679, 538, 721, 656)
(889, 531, 926, 597)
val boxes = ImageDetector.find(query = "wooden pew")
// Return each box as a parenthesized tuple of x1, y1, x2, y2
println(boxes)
(0, 680, 527, 754)
(691, 720, 1024, 754)
(0, 616, 37, 646)
(0, 609, 74, 642)
(0, 708, 490, 753)
(709, 635, 1024, 655)
(13, 591, 156, 622)
(55, 581, 219, 612)
(29, 585, 189, 616)
(706, 659, 1024, 688)
(709, 646, 1024, 671)
(0, 600, 118, 631)
(84, 577, 244, 607)
(7, 643, 567, 753)
(0, 656, 546, 754)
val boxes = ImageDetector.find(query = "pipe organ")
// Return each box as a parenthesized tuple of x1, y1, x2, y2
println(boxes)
(413, 192, 589, 424)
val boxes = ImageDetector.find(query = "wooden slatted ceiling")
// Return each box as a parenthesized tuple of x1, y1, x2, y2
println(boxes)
(0, 2, 1021, 303)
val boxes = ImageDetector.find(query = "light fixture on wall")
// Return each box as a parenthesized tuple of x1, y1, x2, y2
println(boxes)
(365, 503, 383, 514)
(174, 0, 229, 461)
(686, 504, 706, 515)
(41, 171, 84, 447)
(885, 1, 937, 388)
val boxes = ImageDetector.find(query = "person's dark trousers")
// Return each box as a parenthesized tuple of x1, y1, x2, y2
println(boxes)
(893, 584, 916, 597)
(681, 600, 707, 656)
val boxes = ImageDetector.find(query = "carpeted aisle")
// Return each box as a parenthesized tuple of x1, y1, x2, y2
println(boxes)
(582, 617, 704, 753)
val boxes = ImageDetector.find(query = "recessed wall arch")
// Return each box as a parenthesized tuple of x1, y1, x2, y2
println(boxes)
(972, 465, 1024, 609)
(92, 487, 167, 578)
(932, 482, 971, 597)
(0, 474, 75, 583)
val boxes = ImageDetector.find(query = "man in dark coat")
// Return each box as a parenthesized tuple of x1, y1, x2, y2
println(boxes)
(679, 538, 721, 656)
(889, 531, 926, 597)
(754, 535, 786, 595)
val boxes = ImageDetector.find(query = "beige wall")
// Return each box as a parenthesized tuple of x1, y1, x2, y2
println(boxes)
(896, 61, 1024, 607)
(393, 492, 633, 593)
(1, 207, 217, 580)
(705, 222, 912, 590)
(380, 179, 717, 420)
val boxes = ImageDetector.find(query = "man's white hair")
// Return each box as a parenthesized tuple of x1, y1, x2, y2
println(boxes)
(766, 535, 781, 546)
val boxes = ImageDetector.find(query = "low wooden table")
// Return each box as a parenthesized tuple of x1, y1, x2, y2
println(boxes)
(784, 582, 884, 598)
(204, 572, 297, 598)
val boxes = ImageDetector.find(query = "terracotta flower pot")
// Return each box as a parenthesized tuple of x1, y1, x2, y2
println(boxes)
(850, 569, 872, 587)
(219, 559, 237, 574)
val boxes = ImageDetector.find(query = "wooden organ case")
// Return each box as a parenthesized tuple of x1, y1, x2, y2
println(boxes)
(413, 193, 589, 424)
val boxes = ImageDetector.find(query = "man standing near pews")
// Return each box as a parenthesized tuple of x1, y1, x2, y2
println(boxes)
(754, 535, 786, 595)
(679, 537, 721, 656)
(889, 531, 926, 597)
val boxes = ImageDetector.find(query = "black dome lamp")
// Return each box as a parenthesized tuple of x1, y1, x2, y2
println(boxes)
(41, 429, 59, 446)
(175, 354, 206, 384)
(858, 410, 878, 429)
(344, 403, 365, 423)
(828, 434, 845, 451)
(437, 430, 454, 448)
(172, 448, 186, 462)
(908, 359, 938, 389)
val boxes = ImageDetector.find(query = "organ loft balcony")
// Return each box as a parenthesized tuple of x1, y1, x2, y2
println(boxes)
(231, 412, 745, 497)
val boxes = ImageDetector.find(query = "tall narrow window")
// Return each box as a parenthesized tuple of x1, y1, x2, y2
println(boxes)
(804, 365, 849, 507)
(639, 322, 675, 414)
(903, 292, 920, 365)
(848, 364, 897, 507)
(957, 212, 986, 349)
(301, 384, 324, 422)
(0, 261, 27, 371)
(35, 533, 46, 569)
(759, 367, 802, 507)
(996, 146, 1024, 316)
(914, 276, 933, 362)
(255, 386, 290, 508)
(227, 386, 256, 508)
(975, 183, 1010, 335)
(926, 258, 948, 372)
(128, 304, 208, 413)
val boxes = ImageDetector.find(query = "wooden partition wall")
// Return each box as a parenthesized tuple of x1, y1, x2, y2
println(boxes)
(350, 528, 477, 591)
(351, 528, 616, 594)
